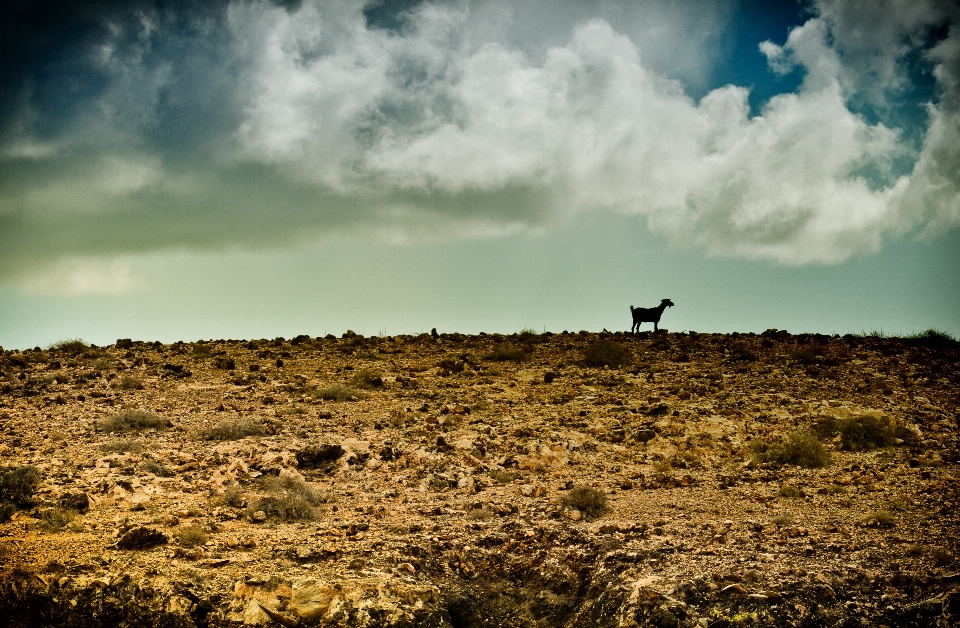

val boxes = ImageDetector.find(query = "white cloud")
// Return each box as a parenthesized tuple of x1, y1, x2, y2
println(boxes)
(229, 3, 919, 263)
(21, 258, 137, 296)
(1, 0, 957, 278)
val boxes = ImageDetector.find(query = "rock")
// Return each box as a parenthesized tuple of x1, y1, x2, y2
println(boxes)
(290, 579, 339, 622)
(296, 444, 345, 469)
(116, 527, 168, 550)
(251, 511, 267, 523)
(59, 491, 89, 513)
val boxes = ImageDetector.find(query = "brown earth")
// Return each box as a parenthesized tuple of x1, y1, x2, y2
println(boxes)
(0, 329, 958, 627)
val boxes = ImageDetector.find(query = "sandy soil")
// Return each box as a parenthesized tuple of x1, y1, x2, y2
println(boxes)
(0, 329, 957, 627)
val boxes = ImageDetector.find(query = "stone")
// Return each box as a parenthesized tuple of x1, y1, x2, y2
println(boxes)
(116, 527, 168, 550)
(251, 511, 267, 523)
(59, 491, 89, 513)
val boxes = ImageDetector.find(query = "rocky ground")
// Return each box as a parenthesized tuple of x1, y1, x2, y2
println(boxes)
(0, 328, 958, 627)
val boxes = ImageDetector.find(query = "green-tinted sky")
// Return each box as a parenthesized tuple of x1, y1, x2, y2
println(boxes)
(1, 1, 958, 348)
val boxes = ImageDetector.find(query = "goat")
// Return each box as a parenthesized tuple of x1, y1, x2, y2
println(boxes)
(630, 299, 674, 333)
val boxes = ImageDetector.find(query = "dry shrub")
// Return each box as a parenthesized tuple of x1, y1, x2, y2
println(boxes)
(932, 549, 954, 566)
(248, 475, 330, 521)
(311, 385, 365, 402)
(140, 459, 172, 477)
(97, 409, 170, 433)
(112, 375, 144, 390)
(751, 431, 830, 468)
(489, 469, 521, 484)
(175, 524, 208, 548)
(101, 438, 144, 454)
(219, 486, 245, 508)
(349, 370, 384, 389)
(37, 507, 76, 533)
(837, 415, 894, 451)
(0, 465, 41, 509)
(778, 485, 801, 498)
(483, 344, 530, 363)
(861, 510, 895, 527)
(49, 339, 90, 355)
(772, 514, 795, 527)
(200, 418, 265, 441)
(561, 485, 609, 519)
(581, 341, 629, 369)
(466, 508, 495, 521)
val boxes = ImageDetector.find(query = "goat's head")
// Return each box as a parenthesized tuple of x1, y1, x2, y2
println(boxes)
(661, 299, 675, 308)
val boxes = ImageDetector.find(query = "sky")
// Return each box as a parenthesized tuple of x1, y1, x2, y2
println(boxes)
(1, 0, 958, 348)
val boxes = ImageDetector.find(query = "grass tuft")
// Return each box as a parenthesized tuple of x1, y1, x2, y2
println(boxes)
(247, 475, 330, 521)
(175, 524, 208, 548)
(97, 409, 170, 433)
(349, 370, 384, 389)
(836, 415, 894, 451)
(311, 385, 365, 402)
(101, 438, 144, 454)
(560, 484, 609, 519)
(581, 341, 629, 369)
(905, 328, 958, 349)
(751, 431, 830, 468)
(199, 418, 265, 441)
(112, 375, 144, 390)
(483, 344, 530, 363)
(48, 338, 90, 355)
(37, 507, 76, 533)
(772, 514, 795, 527)
(0, 466, 42, 519)
(861, 510, 895, 527)
(140, 459, 172, 477)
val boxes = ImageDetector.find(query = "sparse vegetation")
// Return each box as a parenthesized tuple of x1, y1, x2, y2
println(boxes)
(96, 409, 170, 433)
(489, 469, 521, 484)
(778, 485, 801, 498)
(101, 438, 144, 453)
(751, 431, 830, 468)
(349, 370, 384, 389)
(905, 328, 957, 349)
(1, 330, 957, 626)
(175, 524, 208, 548)
(582, 340, 629, 368)
(48, 338, 90, 355)
(311, 385, 365, 402)
(112, 375, 145, 390)
(219, 486, 245, 508)
(932, 549, 954, 567)
(561, 485, 609, 519)
(247, 475, 330, 521)
(0, 465, 41, 522)
(836, 415, 894, 451)
(140, 459, 172, 477)
(483, 344, 530, 362)
(861, 510, 895, 527)
(772, 514, 795, 527)
(37, 507, 76, 533)
(199, 418, 265, 441)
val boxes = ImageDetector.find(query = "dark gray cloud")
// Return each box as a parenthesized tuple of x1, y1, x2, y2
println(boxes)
(1, 0, 958, 290)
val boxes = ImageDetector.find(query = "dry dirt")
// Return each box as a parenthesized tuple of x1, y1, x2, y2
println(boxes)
(0, 329, 958, 627)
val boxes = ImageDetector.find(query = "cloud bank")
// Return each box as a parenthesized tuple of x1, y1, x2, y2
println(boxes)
(1, 0, 958, 285)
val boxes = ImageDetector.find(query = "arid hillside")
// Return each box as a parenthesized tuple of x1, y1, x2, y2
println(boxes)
(0, 329, 958, 627)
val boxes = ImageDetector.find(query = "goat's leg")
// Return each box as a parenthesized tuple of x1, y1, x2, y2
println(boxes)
(654, 321, 658, 332)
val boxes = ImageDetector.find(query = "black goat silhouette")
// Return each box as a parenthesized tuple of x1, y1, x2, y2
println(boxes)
(630, 299, 674, 333)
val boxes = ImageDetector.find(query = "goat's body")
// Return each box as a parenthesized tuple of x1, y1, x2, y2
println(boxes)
(630, 299, 674, 333)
